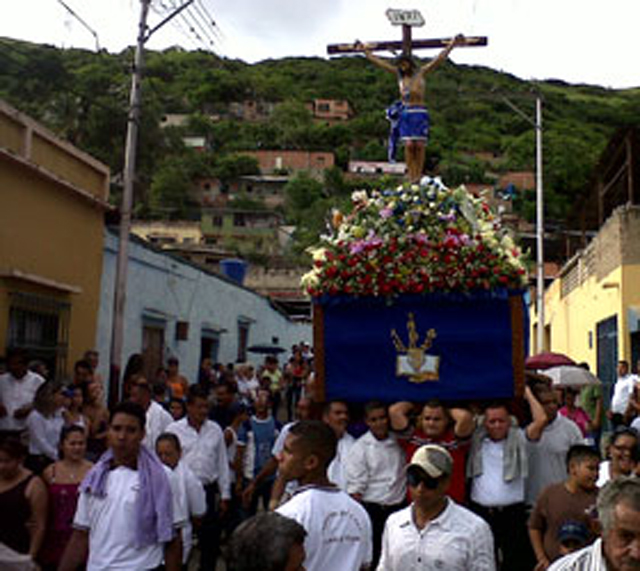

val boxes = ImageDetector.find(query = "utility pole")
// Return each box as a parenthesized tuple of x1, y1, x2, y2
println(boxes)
(109, 0, 194, 408)
(535, 96, 545, 354)
(501, 93, 544, 354)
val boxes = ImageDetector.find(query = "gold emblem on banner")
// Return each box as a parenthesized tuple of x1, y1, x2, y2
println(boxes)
(391, 313, 440, 382)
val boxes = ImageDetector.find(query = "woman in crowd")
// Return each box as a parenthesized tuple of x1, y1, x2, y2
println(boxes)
(0, 437, 48, 561)
(156, 432, 206, 567)
(168, 397, 187, 421)
(597, 426, 639, 486)
(559, 387, 592, 438)
(284, 350, 308, 421)
(166, 357, 189, 400)
(26, 380, 66, 473)
(39, 425, 93, 570)
(62, 385, 88, 429)
(122, 353, 144, 399)
(82, 381, 109, 461)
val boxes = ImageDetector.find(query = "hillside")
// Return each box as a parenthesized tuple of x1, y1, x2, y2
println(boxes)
(2, 36, 639, 236)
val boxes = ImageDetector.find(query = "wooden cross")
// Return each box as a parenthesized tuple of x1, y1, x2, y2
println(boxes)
(327, 8, 487, 57)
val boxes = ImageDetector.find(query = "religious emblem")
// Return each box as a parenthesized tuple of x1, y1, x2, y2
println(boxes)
(391, 313, 440, 382)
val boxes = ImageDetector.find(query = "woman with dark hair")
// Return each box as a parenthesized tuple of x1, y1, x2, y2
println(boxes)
(62, 385, 88, 429)
(0, 437, 48, 560)
(39, 425, 93, 569)
(82, 381, 109, 461)
(122, 353, 145, 399)
(168, 397, 187, 422)
(26, 380, 66, 473)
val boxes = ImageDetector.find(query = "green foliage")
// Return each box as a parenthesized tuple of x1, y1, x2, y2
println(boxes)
(212, 154, 260, 182)
(1, 37, 638, 249)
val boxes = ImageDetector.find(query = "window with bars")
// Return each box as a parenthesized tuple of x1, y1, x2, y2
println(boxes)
(7, 292, 70, 380)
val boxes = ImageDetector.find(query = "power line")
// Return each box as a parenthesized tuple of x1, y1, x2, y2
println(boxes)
(192, 0, 222, 42)
(176, 5, 217, 50)
(150, 2, 200, 50)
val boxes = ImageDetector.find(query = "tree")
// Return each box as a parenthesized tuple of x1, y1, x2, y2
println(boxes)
(212, 154, 260, 183)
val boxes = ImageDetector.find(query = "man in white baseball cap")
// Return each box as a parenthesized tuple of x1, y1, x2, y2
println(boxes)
(377, 444, 496, 571)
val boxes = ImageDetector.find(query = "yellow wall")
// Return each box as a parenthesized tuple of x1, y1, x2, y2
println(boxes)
(533, 261, 640, 369)
(0, 101, 109, 375)
(539, 267, 622, 369)
(622, 264, 640, 358)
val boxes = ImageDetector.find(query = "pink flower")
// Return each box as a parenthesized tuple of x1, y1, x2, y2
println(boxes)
(380, 207, 393, 219)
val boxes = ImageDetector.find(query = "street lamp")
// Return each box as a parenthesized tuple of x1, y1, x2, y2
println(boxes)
(501, 93, 544, 353)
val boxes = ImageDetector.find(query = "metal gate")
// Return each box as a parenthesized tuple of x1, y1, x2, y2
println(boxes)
(7, 291, 70, 380)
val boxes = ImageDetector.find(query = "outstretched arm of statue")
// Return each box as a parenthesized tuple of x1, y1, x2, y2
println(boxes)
(418, 33, 465, 78)
(355, 40, 397, 74)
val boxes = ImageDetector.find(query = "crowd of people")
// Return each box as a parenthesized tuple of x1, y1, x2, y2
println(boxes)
(2, 344, 640, 571)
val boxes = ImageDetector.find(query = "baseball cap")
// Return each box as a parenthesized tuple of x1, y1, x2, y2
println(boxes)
(557, 521, 589, 545)
(408, 444, 453, 478)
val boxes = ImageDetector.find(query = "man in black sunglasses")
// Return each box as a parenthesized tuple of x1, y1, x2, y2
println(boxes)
(378, 444, 496, 570)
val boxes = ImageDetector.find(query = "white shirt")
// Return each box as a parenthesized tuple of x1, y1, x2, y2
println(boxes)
(597, 460, 611, 488)
(345, 431, 406, 506)
(525, 415, 583, 505)
(143, 401, 173, 451)
(0, 371, 45, 431)
(172, 461, 206, 564)
(547, 537, 605, 571)
(237, 378, 260, 402)
(328, 432, 355, 490)
(277, 485, 372, 571)
(611, 374, 638, 414)
(26, 408, 65, 459)
(377, 500, 496, 571)
(166, 418, 231, 498)
(470, 438, 525, 507)
(74, 465, 185, 571)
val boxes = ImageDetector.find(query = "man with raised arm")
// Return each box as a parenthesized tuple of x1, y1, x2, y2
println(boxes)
(390, 399, 474, 503)
(467, 386, 547, 570)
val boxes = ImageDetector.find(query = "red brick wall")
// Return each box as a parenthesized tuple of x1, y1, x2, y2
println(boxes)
(241, 150, 334, 173)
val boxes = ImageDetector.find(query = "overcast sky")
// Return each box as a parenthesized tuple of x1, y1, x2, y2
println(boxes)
(1, 0, 638, 89)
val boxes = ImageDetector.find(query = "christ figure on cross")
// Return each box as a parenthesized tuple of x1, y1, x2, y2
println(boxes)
(356, 34, 465, 182)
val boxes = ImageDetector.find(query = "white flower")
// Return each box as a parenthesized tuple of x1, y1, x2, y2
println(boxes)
(310, 247, 327, 262)
(301, 269, 320, 288)
(351, 190, 368, 203)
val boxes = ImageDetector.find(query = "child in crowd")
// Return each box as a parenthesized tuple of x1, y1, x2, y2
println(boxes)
(156, 432, 206, 567)
(528, 444, 600, 568)
(556, 520, 590, 558)
(26, 381, 66, 473)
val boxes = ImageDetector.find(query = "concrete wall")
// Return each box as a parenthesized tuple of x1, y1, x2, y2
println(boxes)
(96, 230, 312, 387)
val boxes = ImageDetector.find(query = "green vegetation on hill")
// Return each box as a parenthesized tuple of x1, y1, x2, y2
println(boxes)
(2, 37, 639, 246)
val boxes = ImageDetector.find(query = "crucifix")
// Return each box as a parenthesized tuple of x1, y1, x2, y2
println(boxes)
(327, 9, 487, 182)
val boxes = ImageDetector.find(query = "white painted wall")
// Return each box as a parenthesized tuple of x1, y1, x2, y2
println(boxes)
(95, 230, 311, 388)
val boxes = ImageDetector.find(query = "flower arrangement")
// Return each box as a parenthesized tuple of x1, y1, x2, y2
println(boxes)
(301, 176, 528, 297)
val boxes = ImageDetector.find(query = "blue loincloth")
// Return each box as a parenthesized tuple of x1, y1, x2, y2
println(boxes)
(399, 105, 430, 142)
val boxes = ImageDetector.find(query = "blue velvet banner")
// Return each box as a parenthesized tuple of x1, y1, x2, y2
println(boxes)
(317, 291, 528, 403)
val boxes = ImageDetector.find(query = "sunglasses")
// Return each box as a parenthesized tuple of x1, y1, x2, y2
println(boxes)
(406, 468, 441, 489)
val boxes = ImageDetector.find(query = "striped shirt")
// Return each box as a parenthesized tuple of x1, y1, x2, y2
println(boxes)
(548, 538, 605, 571)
